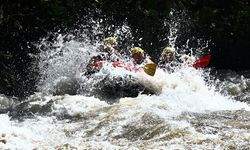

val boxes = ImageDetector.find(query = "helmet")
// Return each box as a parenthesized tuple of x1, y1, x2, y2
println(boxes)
(163, 47, 175, 53)
(104, 37, 117, 45)
(131, 47, 144, 56)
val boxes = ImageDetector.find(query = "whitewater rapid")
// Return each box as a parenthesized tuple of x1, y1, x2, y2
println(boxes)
(1, 66, 250, 149)
(1, 20, 250, 149)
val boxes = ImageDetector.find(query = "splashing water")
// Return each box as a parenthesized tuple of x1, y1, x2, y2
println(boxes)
(36, 34, 94, 94)
(167, 9, 211, 58)
(1, 12, 250, 150)
(168, 10, 179, 48)
(1, 69, 250, 149)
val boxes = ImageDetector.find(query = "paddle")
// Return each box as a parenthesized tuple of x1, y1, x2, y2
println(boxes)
(87, 54, 210, 77)
(143, 63, 158, 76)
(142, 54, 211, 77)
(192, 54, 211, 68)
(112, 61, 158, 76)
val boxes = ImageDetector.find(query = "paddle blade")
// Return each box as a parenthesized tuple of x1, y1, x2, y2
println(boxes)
(143, 63, 157, 76)
(193, 55, 211, 68)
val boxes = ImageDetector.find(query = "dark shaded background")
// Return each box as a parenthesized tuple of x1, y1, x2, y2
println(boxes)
(1, 0, 250, 98)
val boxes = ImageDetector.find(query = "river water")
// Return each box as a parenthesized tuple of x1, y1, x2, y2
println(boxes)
(1, 21, 250, 149)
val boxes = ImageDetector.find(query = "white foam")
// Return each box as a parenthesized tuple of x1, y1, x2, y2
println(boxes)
(52, 95, 108, 116)
(132, 67, 250, 117)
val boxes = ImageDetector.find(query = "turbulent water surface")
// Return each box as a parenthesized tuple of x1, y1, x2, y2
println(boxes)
(1, 15, 250, 149)
(1, 66, 250, 149)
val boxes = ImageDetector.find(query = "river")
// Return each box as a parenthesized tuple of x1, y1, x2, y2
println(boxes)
(2, 14, 250, 149)
(1, 32, 250, 149)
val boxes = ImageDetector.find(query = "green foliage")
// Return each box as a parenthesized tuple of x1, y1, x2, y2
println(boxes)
(45, 0, 66, 17)
(0, 52, 16, 94)
(184, 0, 250, 42)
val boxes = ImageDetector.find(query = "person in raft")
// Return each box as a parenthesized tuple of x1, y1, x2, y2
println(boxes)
(130, 47, 157, 76)
(97, 36, 121, 60)
(159, 47, 195, 72)
(79, 37, 121, 75)
(158, 47, 176, 70)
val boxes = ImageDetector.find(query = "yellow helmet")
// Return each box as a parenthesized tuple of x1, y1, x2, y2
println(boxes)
(163, 47, 175, 53)
(104, 37, 117, 45)
(131, 47, 144, 56)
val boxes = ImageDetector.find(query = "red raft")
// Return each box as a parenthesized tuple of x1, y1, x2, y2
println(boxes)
(81, 54, 212, 75)
(192, 54, 211, 68)
(87, 61, 137, 72)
